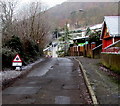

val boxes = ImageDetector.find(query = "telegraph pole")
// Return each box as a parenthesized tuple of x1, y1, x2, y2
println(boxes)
(64, 22, 69, 56)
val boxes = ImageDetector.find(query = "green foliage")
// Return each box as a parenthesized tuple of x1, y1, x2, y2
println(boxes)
(59, 36, 65, 41)
(86, 27, 91, 36)
(56, 50, 64, 57)
(88, 30, 102, 45)
(4, 35, 23, 55)
(2, 47, 18, 68)
(2, 36, 42, 69)
(23, 39, 40, 58)
(57, 23, 73, 57)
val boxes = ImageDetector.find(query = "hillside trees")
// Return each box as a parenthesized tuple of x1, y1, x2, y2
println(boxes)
(44, 2, 118, 28)
(1, 0, 50, 69)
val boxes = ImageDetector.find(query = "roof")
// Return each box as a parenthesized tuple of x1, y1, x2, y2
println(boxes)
(101, 16, 120, 39)
(90, 24, 102, 30)
(70, 27, 86, 32)
(73, 36, 89, 40)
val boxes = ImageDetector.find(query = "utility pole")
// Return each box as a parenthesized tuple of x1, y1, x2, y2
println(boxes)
(64, 22, 69, 56)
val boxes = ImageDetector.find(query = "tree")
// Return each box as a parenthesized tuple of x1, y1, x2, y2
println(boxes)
(85, 27, 91, 36)
(88, 30, 102, 46)
(0, 0, 17, 43)
(57, 22, 72, 56)
(12, 2, 50, 48)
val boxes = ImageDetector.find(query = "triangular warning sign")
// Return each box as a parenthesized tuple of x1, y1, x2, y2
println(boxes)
(12, 54, 22, 62)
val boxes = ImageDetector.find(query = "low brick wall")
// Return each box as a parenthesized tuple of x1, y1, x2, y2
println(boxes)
(101, 53, 120, 74)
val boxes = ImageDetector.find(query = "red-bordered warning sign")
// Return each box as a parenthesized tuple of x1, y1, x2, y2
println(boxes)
(12, 54, 22, 62)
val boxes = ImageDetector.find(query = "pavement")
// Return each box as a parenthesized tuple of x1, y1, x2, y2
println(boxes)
(76, 56, 120, 104)
(2, 57, 92, 104)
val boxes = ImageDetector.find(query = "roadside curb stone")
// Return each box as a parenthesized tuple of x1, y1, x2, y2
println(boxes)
(75, 56, 119, 104)
(74, 58, 98, 105)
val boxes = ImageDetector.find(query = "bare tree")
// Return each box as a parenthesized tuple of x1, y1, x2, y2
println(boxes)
(1, 0, 50, 49)
(19, 2, 50, 48)
(0, 0, 17, 43)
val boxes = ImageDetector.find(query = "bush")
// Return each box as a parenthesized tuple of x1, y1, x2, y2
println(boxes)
(2, 47, 17, 69)
(2, 35, 43, 69)
(88, 30, 102, 46)
(21, 38, 44, 64)
(4, 35, 23, 55)
(22, 39, 40, 59)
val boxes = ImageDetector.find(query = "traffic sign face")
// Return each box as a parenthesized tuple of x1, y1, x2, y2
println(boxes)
(12, 54, 22, 62)
(12, 54, 22, 67)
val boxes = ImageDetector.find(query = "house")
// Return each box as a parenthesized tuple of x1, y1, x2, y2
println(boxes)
(90, 23, 102, 32)
(101, 16, 120, 52)
(69, 24, 102, 57)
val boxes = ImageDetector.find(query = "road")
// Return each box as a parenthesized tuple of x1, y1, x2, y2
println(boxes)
(2, 58, 92, 104)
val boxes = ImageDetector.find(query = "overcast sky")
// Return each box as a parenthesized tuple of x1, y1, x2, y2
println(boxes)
(20, 0, 67, 8)
(18, 0, 118, 10)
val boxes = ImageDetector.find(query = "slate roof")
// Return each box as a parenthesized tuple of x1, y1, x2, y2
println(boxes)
(101, 16, 120, 39)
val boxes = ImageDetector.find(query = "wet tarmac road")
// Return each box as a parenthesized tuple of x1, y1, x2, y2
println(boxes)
(2, 58, 92, 104)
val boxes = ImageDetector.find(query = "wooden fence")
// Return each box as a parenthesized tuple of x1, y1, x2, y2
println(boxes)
(69, 43, 97, 57)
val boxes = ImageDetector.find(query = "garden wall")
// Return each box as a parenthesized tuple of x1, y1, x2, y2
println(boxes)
(101, 53, 120, 74)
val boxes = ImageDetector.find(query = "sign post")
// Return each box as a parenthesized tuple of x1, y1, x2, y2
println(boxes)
(12, 54, 22, 71)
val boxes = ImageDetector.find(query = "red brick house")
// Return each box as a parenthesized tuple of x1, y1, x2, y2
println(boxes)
(101, 16, 120, 52)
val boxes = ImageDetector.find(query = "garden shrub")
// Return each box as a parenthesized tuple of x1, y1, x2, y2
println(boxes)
(2, 47, 17, 69)
(4, 35, 23, 55)
(22, 39, 40, 59)
(2, 35, 43, 69)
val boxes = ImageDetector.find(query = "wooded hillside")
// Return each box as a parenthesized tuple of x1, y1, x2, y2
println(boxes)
(45, 2, 118, 29)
